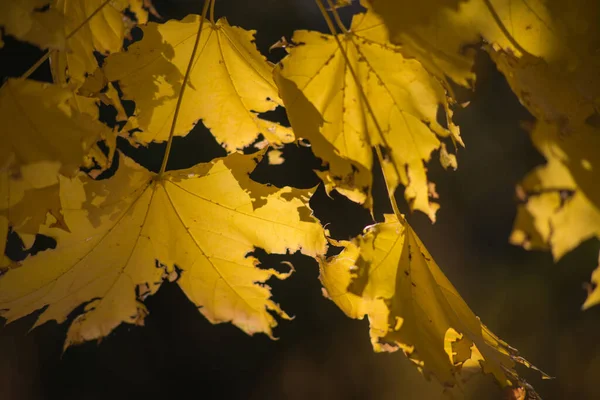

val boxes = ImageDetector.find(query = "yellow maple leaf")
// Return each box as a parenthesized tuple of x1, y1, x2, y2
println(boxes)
(0, 0, 65, 50)
(364, 0, 599, 87)
(492, 43, 599, 308)
(0, 166, 65, 238)
(275, 9, 461, 219)
(369, 0, 600, 309)
(490, 51, 599, 133)
(0, 78, 110, 177)
(50, 0, 150, 87)
(320, 214, 546, 388)
(78, 68, 128, 122)
(103, 15, 293, 150)
(0, 151, 327, 347)
(510, 124, 600, 260)
(0, 79, 111, 238)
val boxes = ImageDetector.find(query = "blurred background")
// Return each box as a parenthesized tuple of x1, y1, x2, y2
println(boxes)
(1, 0, 599, 399)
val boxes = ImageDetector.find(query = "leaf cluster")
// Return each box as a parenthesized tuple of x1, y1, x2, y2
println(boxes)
(1, 0, 598, 398)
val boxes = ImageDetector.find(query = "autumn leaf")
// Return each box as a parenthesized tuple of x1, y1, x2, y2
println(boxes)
(320, 214, 545, 389)
(50, 0, 150, 87)
(0, 78, 112, 238)
(509, 121, 600, 313)
(491, 35, 599, 307)
(275, 9, 461, 219)
(510, 123, 600, 260)
(0, 168, 65, 239)
(103, 15, 293, 150)
(0, 151, 327, 347)
(490, 50, 599, 134)
(365, 0, 600, 307)
(364, 0, 599, 87)
(0, 78, 110, 176)
(0, 0, 65, 50)
(0, 2, 556, 396)
(359, 0, 474, 86)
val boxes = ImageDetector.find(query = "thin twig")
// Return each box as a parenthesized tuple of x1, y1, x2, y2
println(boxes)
(209, 0, 216, 24)
(158, 0, 211, 177)
(325, 0, 348, 34)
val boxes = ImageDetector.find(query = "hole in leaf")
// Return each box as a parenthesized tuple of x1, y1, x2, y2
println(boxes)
(28, 234, 57, 257)
(95, 149, 121, 180)
(0, 36, 52, 83)
(124, 26, 144, 49)
(585, 112, 600, 129)
(310, 185, 372, 241)
(111, 82, 136, 118)
(246, 247, 293, 275)
(98, 99, 119, 129)
(118, 121, 226, 172)
(436, 104, 449, 130)
(5, 229, 57, 262)
(243, 134, 266, 155)
(93, 51, 105, 68)
(256, 106, 291, 128)
(250, 143, 321, 188)
(33, 3, 50, 12)
(5, 228, 28, 262)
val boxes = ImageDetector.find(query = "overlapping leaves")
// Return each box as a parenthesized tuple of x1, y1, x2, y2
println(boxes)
(368, 0, 600, 306)
(0, 78, 109, 178)
(50, 0, 153, 87)
(275, 9, 461, 218)
(0, 151, 327, 346)
(103, 15, 293, 150)
(0, 0, 559, 396)
(0, 78, 110, 249)
(0, 1, 153, 85)
(364, 0, 598, 88)
(0, 6, 324, 347)
(492, 48, 600, 274)
(320, 214, 546, 391)
(0, 0, 66, 49)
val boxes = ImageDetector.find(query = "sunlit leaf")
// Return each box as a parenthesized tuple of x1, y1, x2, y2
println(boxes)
(493, 36, 600, 307)
(0, 0, 65, 50)
(103, 15, 293, 150)
(320, 214, 547, 390)
(0, 78, 110, 238)
(50, 0, 150, 87)
(275, 9, 461, 219)
(364, 0, 600, 87)
(510, 122, 600, 261)
(0, 78, 109, 176)
(0, 152, 327, 348)
(369, 0, 600, 309)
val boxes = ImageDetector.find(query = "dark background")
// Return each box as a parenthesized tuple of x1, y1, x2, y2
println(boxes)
(1, 0, 600, 399)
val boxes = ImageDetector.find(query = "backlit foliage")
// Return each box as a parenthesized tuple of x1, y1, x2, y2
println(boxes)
(1, 0, 598, 398)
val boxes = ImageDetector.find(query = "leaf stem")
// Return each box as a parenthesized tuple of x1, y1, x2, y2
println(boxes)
(21, 0, 113, 80)
(314, 0, 401, 218)
(325, 0, 348, 34)
(158, 0, 211, 177)
(21, 53, 52, 81)
(209, 0, 216, 24)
